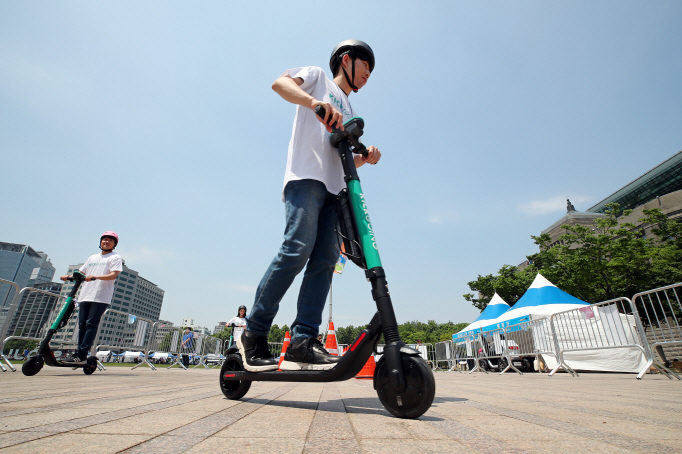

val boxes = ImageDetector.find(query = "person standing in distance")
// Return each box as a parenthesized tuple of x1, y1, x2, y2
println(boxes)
(238, 40, 381, 372)
(61, 232, 122, 364)
(227, 306, 248, 341)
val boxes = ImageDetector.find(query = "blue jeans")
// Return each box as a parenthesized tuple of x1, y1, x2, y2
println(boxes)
(248, 179, 340, 342)
(77, 301, 108, 358)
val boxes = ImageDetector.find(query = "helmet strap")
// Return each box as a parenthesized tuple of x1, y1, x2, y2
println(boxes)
(340, 52, 359, 93)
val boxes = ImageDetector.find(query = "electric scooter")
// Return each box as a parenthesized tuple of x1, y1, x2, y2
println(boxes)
(22, 271, 98, 376)
(220, 107, 436, 419)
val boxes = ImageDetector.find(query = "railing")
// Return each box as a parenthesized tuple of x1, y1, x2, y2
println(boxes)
(0, 279, 22, 372)
(500, 317, 557, 376)
(548, 297, 651, 379)
(93, 309, 156, 370)
(632, 283, 682, 380)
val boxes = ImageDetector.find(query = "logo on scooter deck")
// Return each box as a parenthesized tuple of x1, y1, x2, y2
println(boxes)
(360, 193, 378, 250)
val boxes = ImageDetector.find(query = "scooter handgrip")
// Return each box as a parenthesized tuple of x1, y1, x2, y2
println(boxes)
(314, 105, 326, 119)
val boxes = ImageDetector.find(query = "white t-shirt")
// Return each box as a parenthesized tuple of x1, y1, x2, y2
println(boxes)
(78, 252, 123, 304)
(227, 316, 246, 339)
(282, 66, 359, 197)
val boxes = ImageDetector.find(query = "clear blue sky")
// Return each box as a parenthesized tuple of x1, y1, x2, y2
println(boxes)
(2, 2, 681, 331)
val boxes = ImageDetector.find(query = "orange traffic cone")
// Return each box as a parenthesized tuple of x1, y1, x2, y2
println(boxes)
(324, 321, 338, 356)
(278, 331, 290, 370)
(355, 354, 376, 379)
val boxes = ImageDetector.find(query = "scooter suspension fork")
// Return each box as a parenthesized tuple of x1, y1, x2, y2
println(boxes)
(367, 267, 407, 392)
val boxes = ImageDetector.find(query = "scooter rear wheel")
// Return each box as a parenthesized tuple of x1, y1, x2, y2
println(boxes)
(220, 354, 251, 400)
(375, 355, 435, 419)
(21, 356, 44, 376)
(83, 357, 97, 375)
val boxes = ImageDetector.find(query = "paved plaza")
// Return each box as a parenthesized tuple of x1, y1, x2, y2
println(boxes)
(0, 365, 680, 453)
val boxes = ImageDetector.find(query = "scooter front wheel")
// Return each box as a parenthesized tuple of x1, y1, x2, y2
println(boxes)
(220, 354, 251, 400)
(83, 357, 98, 375)
(375, 354, 435, 419)
(22, 355, 44, 376)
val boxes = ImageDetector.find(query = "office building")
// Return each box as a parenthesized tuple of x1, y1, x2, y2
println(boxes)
(214, 321, 227, 335)
(4, 281, 63, 339)
(0, 243, 55, 328)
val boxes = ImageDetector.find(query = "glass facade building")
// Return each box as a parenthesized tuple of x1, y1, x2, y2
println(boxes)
(587, 150, 682, 213)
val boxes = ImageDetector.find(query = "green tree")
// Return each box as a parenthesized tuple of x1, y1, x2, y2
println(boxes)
(465, 204, 682, 325)
(267, 324, 289, 343)
(532, 203, 656, 303)
(2, 339, 37, 355)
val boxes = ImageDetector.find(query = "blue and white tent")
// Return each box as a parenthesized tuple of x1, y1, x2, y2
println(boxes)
(457, 273, 647, 372)
(453, 293, 510, 340)
(480, 273, 590, 332)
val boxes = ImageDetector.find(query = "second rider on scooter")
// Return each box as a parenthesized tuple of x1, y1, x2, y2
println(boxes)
(238, 40, 381, 372)
(61, 231, 122, 365)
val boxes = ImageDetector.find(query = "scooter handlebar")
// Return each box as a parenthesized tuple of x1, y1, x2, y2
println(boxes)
(314, 106, 368, 157)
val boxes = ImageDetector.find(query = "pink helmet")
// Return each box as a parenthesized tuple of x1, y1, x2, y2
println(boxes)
(101, 231, 119, 247)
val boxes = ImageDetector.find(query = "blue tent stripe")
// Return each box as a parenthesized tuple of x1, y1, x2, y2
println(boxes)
(512, 286, 589, 309)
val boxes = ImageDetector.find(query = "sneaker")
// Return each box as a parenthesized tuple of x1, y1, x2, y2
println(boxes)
(62, 355, 87, 366)
(237, 332, 278, 372)
(280, 338, 341, 371)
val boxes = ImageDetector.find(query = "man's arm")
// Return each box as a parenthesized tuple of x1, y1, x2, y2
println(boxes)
(85, 270, 120, 282)
(272, 74, 344, 132)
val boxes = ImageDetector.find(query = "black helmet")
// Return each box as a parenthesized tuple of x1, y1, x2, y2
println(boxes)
(329, 40, 375, 76)
(237, 305, 247, 316)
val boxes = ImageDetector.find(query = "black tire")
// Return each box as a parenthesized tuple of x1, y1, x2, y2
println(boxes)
(375, 355, 435, 419)
(83, 357, 97, 375)
(498, 357, 509, 371)
(478, 359, 488, 371)
(21, 355, 44, 376)
(521, 358, 532, 372)
(219, 354, 251, 400)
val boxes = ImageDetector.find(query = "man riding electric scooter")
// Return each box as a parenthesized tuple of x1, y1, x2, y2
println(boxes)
(224, 41, 435, 419)
(238, 40, 381, 372)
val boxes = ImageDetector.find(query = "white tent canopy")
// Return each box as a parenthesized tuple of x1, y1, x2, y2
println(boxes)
(453, 293, 510, 340)
(482, 273, 591, 331)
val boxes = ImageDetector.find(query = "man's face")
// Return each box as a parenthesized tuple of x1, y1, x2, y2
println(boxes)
(351, 58, 371, 90)
(340, 55, 371, 90)
(101, 237, 116, 250)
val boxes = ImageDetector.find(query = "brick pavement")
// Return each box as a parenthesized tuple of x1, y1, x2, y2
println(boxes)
(0, 365, 680, 453)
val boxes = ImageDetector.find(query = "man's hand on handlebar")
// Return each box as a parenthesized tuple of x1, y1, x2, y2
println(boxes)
(311, 101, 344, 133)
(363, 145, 381, 165)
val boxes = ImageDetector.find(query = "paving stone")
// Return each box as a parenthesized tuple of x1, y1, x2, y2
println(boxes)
(0, 366, 680, 453)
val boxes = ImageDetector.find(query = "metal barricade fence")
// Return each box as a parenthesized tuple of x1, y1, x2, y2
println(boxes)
(144, 324, 197, 370)
(476, 327, 510, 374)
(145, 322, 183, 368)
(195, 335, 222, 369)
(269, 342, 283, 362)
(632, 282, 682, 380)
(452, 333, 484, 373)
(500, 317, 558, 376)
(1, 279, 23, 372)
(93, 309, 155, 370)
(1, 283, 59, 372)
(548, 297, 651, 379)
(434, 340, 457, 372)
